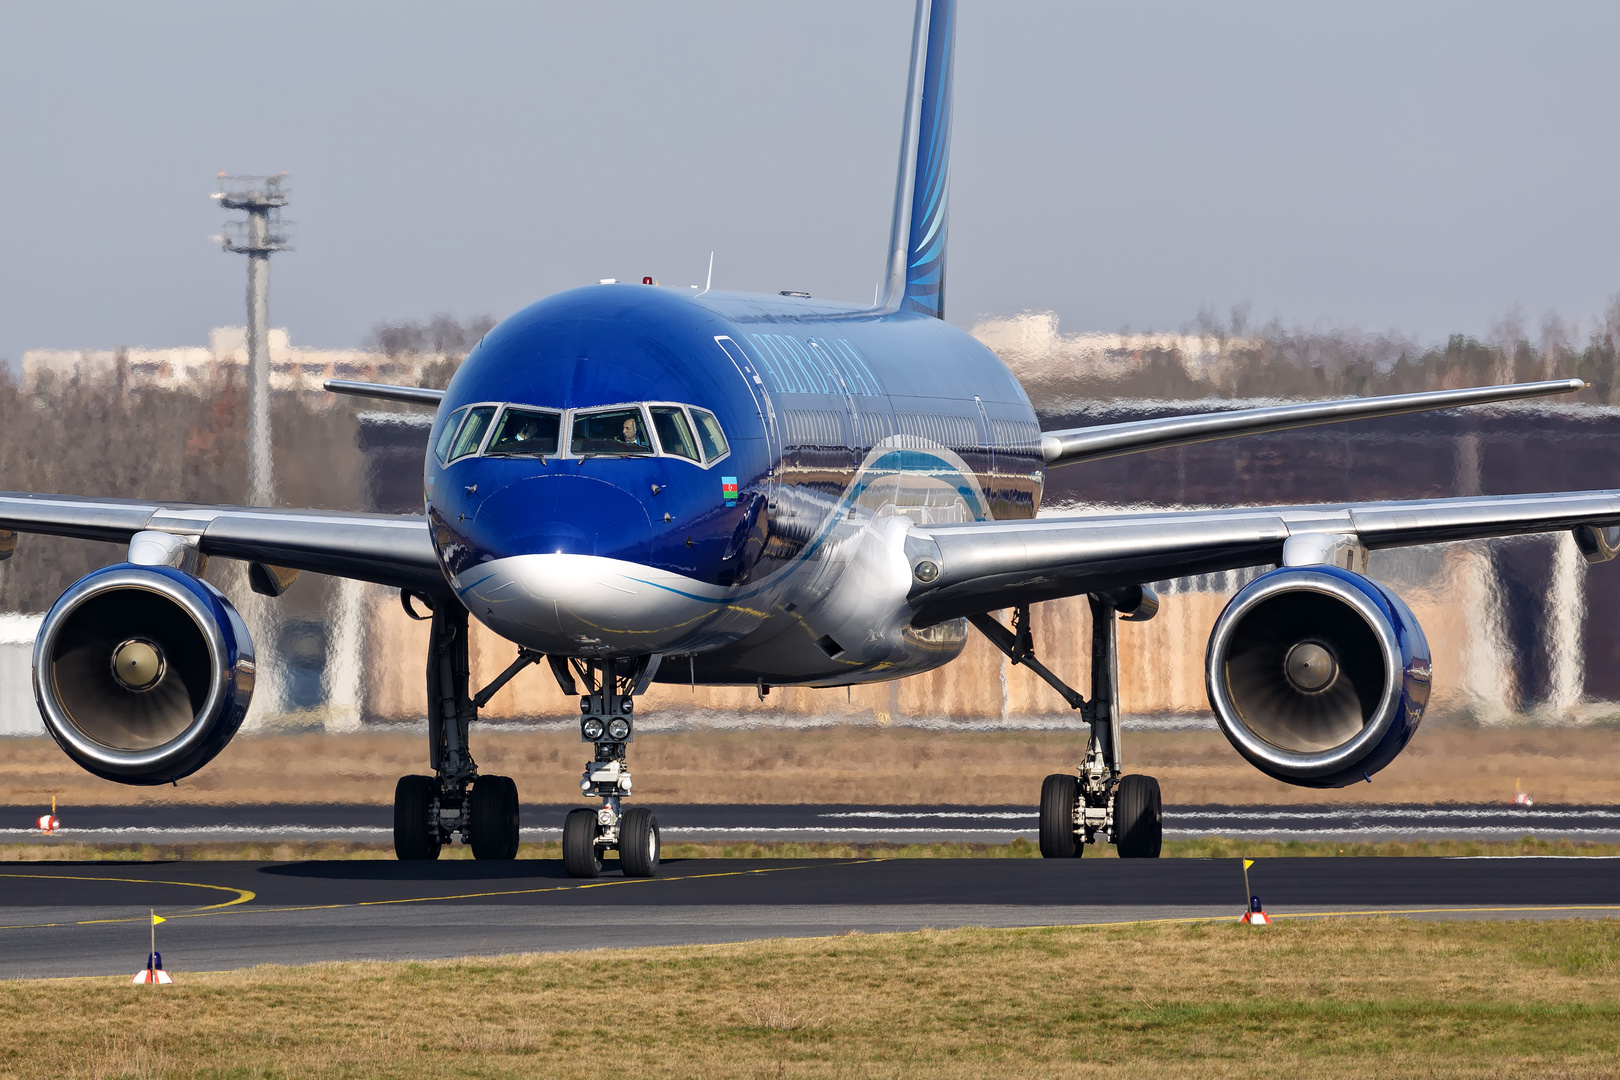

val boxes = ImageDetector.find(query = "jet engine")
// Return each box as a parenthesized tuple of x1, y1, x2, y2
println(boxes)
(1205, 566, 1430, 788)
(33, 564, 256, 785)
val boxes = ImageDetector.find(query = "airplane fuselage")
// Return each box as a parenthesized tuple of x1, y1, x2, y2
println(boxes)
(426, 283, 1044, 686)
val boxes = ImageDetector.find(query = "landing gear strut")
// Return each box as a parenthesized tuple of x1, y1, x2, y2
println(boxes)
(393, 600, 524, 860)
(970, 591, 1162, 859)
(555, 656, 661, 879)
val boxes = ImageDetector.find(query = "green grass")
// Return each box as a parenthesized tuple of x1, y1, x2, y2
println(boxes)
(5, 834, 1619, 862)
(4, 918, 1619, 1078)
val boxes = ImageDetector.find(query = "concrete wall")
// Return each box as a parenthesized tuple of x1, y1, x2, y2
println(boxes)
(353, 543, 1500, 727)
(0, 615, 43, 736)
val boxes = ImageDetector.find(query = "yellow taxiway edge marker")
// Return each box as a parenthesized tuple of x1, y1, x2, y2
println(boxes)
(0, 873, 256, 931)
(1271, 904, 1620, 919)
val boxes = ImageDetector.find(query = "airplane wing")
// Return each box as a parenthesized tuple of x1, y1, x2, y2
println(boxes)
(323, 379, 445, 406)
(1039, 379, 1583, 467)
(903, 489, 1620, 625)
(0, 492, 446, 595)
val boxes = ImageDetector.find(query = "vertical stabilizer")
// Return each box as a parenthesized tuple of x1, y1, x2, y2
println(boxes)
(879, 0, 957, 318)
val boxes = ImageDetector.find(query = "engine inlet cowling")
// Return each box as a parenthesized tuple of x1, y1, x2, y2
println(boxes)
(33, 564, 256, 785)
(1205, 566, 1430, 788)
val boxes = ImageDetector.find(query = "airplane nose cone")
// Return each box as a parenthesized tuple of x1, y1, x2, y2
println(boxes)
(454, 476, 708, 655)
(475, 475, 652, 563)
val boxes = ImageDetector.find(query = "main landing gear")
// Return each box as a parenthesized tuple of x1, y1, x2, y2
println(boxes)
(393, 599, 526, 860)
(969, 591, 1163, 859)
(554, 656, 661, 879)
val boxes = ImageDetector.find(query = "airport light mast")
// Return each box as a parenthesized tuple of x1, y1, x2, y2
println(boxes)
(212, 172, 292, 507)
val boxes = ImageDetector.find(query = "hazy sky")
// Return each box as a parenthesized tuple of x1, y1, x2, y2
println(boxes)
(2, 1, 1617, 364)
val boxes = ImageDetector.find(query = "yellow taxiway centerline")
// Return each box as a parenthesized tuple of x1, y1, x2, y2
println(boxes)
(0, 872, 256, 930)
(5, 862, 1617, 934)
(0, 860, 882, 930)
(1126, 903, 1620, 925)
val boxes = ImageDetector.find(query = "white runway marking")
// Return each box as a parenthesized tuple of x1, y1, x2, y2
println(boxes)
(9, 804, 1620, 844)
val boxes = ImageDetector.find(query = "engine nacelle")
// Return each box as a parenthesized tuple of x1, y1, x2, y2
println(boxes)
(33, 564, 256, 786)
(1205, 566, 1430, 788)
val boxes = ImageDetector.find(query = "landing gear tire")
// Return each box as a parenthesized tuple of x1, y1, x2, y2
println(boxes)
(394, 775, 442, 861)
(563, 807, 604, 878)
(619, 807, 660, 878)
(469, 775, 520, 860)
(1039, 773, 1081, 859)
(1115, 774, 1162, 858)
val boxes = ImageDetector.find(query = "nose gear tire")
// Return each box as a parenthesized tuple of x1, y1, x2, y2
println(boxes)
(393, 775, 442, 861)
(469, 775, 520, 860)
(619, 807, 660, 877)
(1039, 773, 1081, 858)
(563, 807, 604, 878)
(1114, 774, 1162, 858)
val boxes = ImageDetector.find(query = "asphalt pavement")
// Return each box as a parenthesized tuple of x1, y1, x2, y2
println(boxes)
(6, 802, 1620, 844)
(2, 855, 1618, 979)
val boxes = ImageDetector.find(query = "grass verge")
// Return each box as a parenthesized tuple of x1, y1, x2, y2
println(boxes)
(4, 918, 1619, 1078)
(4, 835, 1619, 862)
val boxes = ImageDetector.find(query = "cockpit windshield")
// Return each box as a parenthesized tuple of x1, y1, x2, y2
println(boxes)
(486, 407, 561, 458)
(571, 407, 654, 457)
(690, 408, 729, 462)
(439, 401, 730, 466)
(447, 406, 496, 462)
(650, 406, 700, 462)
(433, 407, 468, 464)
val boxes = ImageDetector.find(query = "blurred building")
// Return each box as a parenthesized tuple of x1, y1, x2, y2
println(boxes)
(21, 328, 436, 406)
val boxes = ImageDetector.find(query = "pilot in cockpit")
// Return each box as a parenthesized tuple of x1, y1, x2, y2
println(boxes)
(619, 416, 648, 448)
(511, 417, 540, 445)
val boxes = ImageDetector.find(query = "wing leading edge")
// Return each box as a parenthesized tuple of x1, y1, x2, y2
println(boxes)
(1039, 379, 1583, 467)
(0, 492, 445, 595)
(323, 379, 445, 407)
(903, 490, 1620, 625)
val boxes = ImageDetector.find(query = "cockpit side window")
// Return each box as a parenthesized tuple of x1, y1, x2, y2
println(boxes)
(650, 406, 701, 462)
(447, 406, 497, 461)
(485, 407, 561, 458)
(691, 408, 729, 463)
(434, 406, 469, 464)
(570, 406, 654, 457)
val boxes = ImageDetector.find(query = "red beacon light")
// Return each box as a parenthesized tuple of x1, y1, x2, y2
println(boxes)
(642, 276, 654, 285)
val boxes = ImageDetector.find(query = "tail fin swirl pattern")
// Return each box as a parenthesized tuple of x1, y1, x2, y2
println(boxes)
(881, 0, 957, 319)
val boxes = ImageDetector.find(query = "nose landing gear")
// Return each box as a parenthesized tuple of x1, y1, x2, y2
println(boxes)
(392, 600, 523, 860)
(556, 656, 661, 878)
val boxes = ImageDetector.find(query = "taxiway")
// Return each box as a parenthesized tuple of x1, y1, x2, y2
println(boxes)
(3, 856, 1618, 979)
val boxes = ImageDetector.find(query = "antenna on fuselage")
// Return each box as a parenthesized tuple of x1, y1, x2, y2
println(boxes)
(698, 250, 714, 296)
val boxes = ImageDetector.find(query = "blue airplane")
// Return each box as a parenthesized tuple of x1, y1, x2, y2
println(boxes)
(2, 0, 1615, 876)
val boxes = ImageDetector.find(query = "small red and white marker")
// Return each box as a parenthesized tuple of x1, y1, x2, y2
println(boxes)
(1238, 859, 1271, 925)
(1513, 778, 1533, 807)
(131, 912, 172, 984)
(36, 796, 58, 833)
